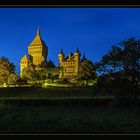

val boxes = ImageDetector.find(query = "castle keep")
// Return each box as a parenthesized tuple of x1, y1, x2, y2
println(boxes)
(20, 28, 48, 78)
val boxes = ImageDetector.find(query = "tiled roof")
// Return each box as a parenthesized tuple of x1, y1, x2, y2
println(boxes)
(20, 55, 29, 62)
(29, 28, 47, 46)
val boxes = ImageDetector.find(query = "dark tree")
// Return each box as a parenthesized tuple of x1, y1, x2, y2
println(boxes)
(96, 37, 140, 103)
(0, 56, 17, 85)
(97, 37, 140, 84)
(96, 45, 123, 75)
(22, 63, 40, 80)
(46, 60, 56, 68)
(77, 58, 96, 85)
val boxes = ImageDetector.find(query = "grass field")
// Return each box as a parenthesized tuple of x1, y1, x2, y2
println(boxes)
(0, 87, 139, 134)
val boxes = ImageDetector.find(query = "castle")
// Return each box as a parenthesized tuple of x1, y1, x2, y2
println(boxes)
(20, 28, 81, 79)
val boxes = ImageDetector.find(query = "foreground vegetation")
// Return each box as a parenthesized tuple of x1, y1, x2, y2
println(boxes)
(0, 105, 140, 134)
(0, 87, 139, 134)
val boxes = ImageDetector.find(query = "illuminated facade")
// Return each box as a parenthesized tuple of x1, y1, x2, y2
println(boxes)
(20, 28, 48, 77)
(58, 48, 80, 79)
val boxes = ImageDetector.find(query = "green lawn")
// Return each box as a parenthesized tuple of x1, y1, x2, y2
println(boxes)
(0, 87, 139, 134)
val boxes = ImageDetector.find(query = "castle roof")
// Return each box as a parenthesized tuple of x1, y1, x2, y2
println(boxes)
(29, 28, 47, 46)
(20, 55, 29, 62)
(64, 53, 76, 61)
(59, 49, 63, 54)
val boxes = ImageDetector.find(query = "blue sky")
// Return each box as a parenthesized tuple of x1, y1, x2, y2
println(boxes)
(0, 8, 140, 75)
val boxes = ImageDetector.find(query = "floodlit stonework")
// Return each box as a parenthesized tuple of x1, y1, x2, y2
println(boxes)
(20, 28, 80, 79)
(58, 48, 80, 79)
(20, 28, 48, 78)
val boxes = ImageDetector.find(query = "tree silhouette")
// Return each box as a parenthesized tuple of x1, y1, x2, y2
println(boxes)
(96, 37, 140, 102)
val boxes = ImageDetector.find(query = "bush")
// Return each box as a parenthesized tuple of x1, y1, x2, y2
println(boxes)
(58, 78, 70, 84)
(95, 77, 140, 107)
(16, 78, 28, 85)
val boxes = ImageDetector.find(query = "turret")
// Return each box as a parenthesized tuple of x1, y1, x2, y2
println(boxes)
(81, 53, 86, 62)
(20, 54, 29, 78)
(58, 49, 64, 65)
(58, 49, 65, 78)
(74, 48, 81, 74)
(74, 48, 80, 61)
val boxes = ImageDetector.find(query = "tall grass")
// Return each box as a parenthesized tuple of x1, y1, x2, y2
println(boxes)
(0, 106, 140, 134)
(0, 87, 139, 134)
(0, 87, 113, 98)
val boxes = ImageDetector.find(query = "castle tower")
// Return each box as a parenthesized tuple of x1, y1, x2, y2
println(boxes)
(58, 49, 64, 65)
(58, 49, 64, 78)
(74, 48, 80, 74)
(20, 54, 29, 78)
(20, 28, 48, 78)
(28, 28, 48, 65)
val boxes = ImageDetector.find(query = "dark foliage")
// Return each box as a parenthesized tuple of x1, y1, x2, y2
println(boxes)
(96, 37, 140, 106)
(46, 60, 56, 68)
(77, 58, 97, 84)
